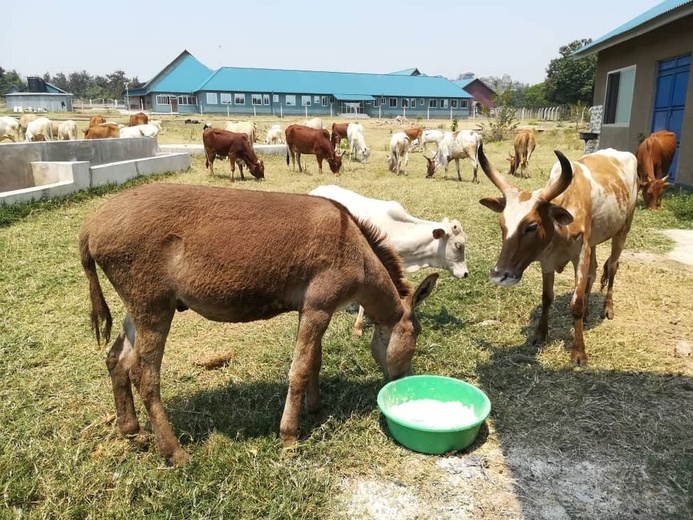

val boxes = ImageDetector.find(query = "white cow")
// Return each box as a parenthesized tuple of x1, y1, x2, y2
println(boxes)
(119, 126, 145, 138)
(346, 123, 370, 164)
(425, 130, 482, 182)
(265, 125, 285, 144)
(420, 129, 445, 151)
(303, 117, 324, 131)
(57, 120, 78, 140)
(0, 116, 21, 142)
(224, 120, 256, 145)
(309, 184, 468, 336)
(25, 117, 54, 141)
(387, 132, 411, 175)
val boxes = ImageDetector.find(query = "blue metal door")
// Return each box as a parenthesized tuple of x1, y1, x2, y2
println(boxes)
(652, 54, 690, 181)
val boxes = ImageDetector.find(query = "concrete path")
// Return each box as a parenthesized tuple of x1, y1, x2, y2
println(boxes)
(663, 229, 693, 266)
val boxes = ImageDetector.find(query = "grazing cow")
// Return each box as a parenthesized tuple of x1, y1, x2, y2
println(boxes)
(420, 129, 445, 151)
(285, 124, 343, 175)
(265, 125, 285, 145)
(387, 132, 411, 175)
(224, 120, 257, 146)
(89, 115, 106, 127)
(19, 114, 38, 141)
(0, 116, 21, 142)
(79, 183, 438, 464)
(636, 130, 676, 210)
(477, 144, 638, 365)
(425, 130, 482, 182)
(404, 126, 423, 151)
(347, 123, 370, 164)
(508, 130, 536, 178)
(303, 117, 324, 131)
(203, 127, 264, 181)
(57, 120, 78, 140)
(310, 184, 467, 336)
(129, 112, 148, 126)
(25, 117, 54, 141)
(84, 123, 120, 139)
(331, 122, 349, 150)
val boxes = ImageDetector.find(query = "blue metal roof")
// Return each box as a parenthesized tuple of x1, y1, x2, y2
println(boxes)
(388, 68, 423, 76)
(334, 93, 375, 101)
(574, 0, 693, 56)
(453, 79, 474, 89)
(146, 52, 213, 93)
(198, 67, 471, 98)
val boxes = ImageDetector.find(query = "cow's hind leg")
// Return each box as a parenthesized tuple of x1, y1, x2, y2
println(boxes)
(129, 309, 189, 464)
(353, 305, 366, 338)
(280, 307, 331, 447)
(106, 314, 143, 437)
(532, 270, 554, 346)
(600, 234, 626, 320)
(583, 246, 598, 319)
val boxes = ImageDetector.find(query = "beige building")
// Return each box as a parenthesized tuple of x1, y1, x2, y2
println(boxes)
(574, 0, 693, 186)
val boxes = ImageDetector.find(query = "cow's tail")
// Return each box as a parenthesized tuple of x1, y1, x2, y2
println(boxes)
(286, 145, 290, 166)
(79, 230, 113, 345)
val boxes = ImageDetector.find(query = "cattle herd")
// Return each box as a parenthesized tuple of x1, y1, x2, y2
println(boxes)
(67, 109, 679, 463)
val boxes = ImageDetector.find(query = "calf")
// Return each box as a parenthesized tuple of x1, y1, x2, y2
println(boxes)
(265, 125, 285, 145)
(203, 127, 264, 182)
(310, 184, 467, 336)
(347, 123, 370, 164)
(285, 124, 343, 175)
(425, 130, 482, 182)
(636, 130, 676, 210)
(387, 132, 411, 175)
(508, 130, 536, 178)
(478, 144, 638, 365)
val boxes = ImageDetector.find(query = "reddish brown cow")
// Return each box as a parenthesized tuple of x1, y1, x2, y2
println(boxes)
(285, 124, 343, 175)
(203, 127, 264, 182)
(508, 130, 536, 178)
(129, 112, 149, 127)
(79, 183, 438, 463)
(404, 126, 424, 150)
(636, 130, 676, 210)
(331, 122, 349, 150)
(89, 115, 106, 127)
(84, 123, 120, 139)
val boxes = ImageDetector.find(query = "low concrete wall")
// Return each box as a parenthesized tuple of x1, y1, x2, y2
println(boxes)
(0, 138, 158, 192)
(159, 143, 286, 156)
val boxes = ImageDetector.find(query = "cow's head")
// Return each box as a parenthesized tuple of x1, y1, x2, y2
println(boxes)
(478, 144, 574, 286)
(424, 151, 446, 177)
(640, 176, 669, 209)
(507, 152, 519, 176)
(328, 151, 343, 174)
(370, 273, 438, 380)
(432, 218, 468, 279)
(249, 159, 265, 181)
(360, 147, 371, 164)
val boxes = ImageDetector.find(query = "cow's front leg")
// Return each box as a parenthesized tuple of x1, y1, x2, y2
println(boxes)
(532, 270, 554, 346)
(228, 153, 236, 183)
(456, 159, 462, 181)
(570, 244, 592, 366)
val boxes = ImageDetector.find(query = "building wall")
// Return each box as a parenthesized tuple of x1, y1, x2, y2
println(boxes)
(6, 94, 73, 112)
(593, 14, 693, 186)
(464, 82, 495, 108)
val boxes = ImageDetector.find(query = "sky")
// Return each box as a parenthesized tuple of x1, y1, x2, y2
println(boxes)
(3, 0, 663, 86)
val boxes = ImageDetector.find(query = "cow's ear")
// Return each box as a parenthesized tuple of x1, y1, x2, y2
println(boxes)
(549, 204, 574, 226)
(479, 197, 505, 213)
(432, 228, 447, 239)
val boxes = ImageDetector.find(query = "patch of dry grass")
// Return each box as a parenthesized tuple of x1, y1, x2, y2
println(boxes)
(1, 115, 692, 519)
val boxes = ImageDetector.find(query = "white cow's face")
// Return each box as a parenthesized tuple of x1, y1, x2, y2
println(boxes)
(433, 218, 468, 279)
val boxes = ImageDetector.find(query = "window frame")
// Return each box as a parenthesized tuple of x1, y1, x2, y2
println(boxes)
(285, 95, 296, 106)
(234, 93, 246, 105)
(252, 93, 263, 106)
(301, 95, 312, 107)
(263, 94, 270, 105)
(429, 99, 437, 108)
(178, 95, 197, 106)
(206, 92, 218, 105)
(603, 64, 636, 126)
(389, 97, 397, 108)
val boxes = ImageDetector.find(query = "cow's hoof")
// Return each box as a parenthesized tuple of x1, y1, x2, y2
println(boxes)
(171, 448, 191, 466)
(571, 352, 588, 366)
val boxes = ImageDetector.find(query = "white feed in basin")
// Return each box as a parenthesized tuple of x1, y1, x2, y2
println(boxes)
(388, 399, 477, 429)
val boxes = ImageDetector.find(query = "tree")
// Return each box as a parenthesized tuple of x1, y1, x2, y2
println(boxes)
(544, 39, 596, 105)
(0, 67, 24, 95)
(524, 82, 549, 108)
(455, 71, 475, 80)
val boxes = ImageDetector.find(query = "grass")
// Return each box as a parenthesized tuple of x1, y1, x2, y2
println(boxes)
(1, 116, 693, 518)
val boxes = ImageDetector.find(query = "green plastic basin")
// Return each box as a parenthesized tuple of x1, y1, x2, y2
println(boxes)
(377, 375, 491, 455)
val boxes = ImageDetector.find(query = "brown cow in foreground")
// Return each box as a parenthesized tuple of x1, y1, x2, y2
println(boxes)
(129, 112, 148, 126)
(79, 183, 438, 464)
(285, 124, 343, 175)
(636, 130, 676, 210)
(478, 144, 638, 366)
(202, 127, 264, 181)
(84, 123, 120, 139)
(508, 130, 536, 178)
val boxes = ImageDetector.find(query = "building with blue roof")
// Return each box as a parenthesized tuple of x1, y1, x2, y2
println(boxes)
(573, 0, 693, 187)
(127, 51, 472, 119)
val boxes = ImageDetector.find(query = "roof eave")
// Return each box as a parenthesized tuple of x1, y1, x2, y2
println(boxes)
(573, 3, 693, 57)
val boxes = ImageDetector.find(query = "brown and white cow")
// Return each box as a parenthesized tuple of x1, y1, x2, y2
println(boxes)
(387, 132, 411, 175)
(202, 127, 264, 182)
(508, 129, 536, 178)
(478, 144, 638, 365)
(285, 124, 343, 175)
(129, 112, 149, 126)
(636, 130, 676, 210)
(403, 126, 423, 151)
(80, 183, 438, 463)
(84, 123, 120, 139)
(425, 130, 482, 182)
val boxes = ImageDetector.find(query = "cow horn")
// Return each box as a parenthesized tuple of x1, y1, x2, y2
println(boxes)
(478, 142, 512, 193)
(540, 150, 573, 202)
